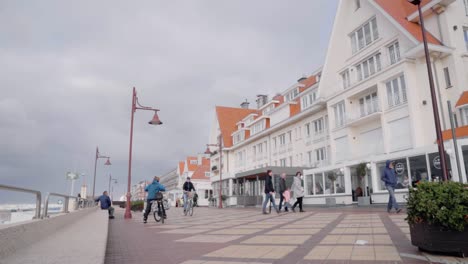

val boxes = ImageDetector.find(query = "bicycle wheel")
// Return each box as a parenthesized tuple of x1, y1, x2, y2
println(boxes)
(189, 201, 194, 216)
(153, 210, 161, 222)
(161, 209, 165, 224)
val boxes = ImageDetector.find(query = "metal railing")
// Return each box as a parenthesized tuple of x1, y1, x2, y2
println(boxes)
(43, 193, 79, 219)
(0, 184, 41, 219)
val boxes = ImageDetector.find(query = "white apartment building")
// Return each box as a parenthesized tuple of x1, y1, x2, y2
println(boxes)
(208, 0, 468, 207)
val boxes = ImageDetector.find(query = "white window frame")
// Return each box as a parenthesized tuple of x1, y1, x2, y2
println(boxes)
(443, 67, 452, 88)
(350, 17, 379, 54)
(359, 92, 379, 117)
(334, 101, 346, 128)
(279, 134, 286, 146)
(386, 75, 407, 108)
(356, 53, 381, 81)
(460, 107, 468, 126)
(305, 123, 311, 137)
(190, 160, 198, 165)
(388, 41, 401, 65)
(464, 0, 468, 16)
(313, 118, 324, 135)
(280, 158, 287, 167)
(341, 69, 351, 89)
(315, 147, 327, 162)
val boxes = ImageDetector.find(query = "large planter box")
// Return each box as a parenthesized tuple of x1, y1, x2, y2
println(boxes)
(357, 196, 371, 206)
(410, 222, 468, 257)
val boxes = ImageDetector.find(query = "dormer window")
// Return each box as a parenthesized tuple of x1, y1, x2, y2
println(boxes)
(301, 89, 318, 110)
(233, 131, 245, 145)
(251, 120, 266, 135)
(350, 17, 378, 54)
(190, 160, 198, 165)
(285, 88, 299, 102)
(262, 104, 275, 115)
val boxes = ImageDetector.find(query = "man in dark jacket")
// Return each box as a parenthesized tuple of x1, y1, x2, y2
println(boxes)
(143, 176, 166, 223)
(182, 177, 196, 212)
(262, 170, 279, 214)
(278, 173, 288, 212)
(95, 191, 114, 219)
(381, 160, 402, 213)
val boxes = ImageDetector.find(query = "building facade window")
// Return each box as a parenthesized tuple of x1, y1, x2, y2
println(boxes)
(388, 41, 401, 65)
(280, 158, 287, 167)
(190, 160, 198, 165)
(251, 120, 265, 135)
(355, 0, 360, 10)
(341, 70, 351, 89)
(334, 101, 346, 128)
(386, 75, 407, 108)
(460, 107, 468, 126)
(233, 131, 245, 145)
(305, 123, 311, 137)
(313, 118, 325, 135)
(356, 53, 381, 81)
(443, 67, 452, 88)
(350, 17, 379, 54)
(301, 89, 318, 110)
(464, 0, 468, 16)
(285, 88, 299, 102)
(315, 147, 327, 163)
(359, 92, 379, 117)
(262, 104, 275, 115)
(279, 134, 286, 146)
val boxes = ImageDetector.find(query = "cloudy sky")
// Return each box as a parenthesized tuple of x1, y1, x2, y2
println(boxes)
(0, 1, 338, 202)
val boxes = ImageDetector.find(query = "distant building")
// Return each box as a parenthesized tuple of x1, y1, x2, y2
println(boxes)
(131, 180, 150, 201)
(177, 154, 213, 206)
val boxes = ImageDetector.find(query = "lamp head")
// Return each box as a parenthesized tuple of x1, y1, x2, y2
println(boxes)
(148, 111, 163, 125)
(407, 0, 421, 5)
(104, 158, 111, 166)
(366, 163, 371, 170)
(204, 146, 212, 155)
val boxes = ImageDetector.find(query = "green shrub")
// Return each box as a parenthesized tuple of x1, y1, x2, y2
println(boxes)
(406, 181, 468, 231)
(131, 200, 144, 211)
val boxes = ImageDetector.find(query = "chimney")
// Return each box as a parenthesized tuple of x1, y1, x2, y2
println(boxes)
(240, 99, 250, 109)
(256, 94, 268, 109)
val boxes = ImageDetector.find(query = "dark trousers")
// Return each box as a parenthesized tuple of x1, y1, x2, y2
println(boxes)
(143, 199, 165, 219)
(292, 197, 303, 211)
(278, 192, 288, 211)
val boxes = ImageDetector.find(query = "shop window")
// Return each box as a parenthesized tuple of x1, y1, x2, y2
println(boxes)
(409, 155, 428, 185)
(428, 152, 451, 181)
(377, 158, 408, 191)
(314, 174, 324, 195)
(325, 171, 336, 194)
(306, 174, 314, 195)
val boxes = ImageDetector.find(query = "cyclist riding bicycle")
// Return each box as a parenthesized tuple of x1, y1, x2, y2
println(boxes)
(182, 177, 196, 213)
(143, 176, 166, 224)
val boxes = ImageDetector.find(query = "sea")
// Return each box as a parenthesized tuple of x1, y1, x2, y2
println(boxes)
(0, 203, 63, 225)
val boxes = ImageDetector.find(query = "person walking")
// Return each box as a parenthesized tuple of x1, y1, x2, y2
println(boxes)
(381, 160, 402, 213)
(143, 176, 166, 224)
(95, 191, 114, 219)
(278, 173, 288, 212)
(262, 170, 279, 214)
(291, 171, 305, 213)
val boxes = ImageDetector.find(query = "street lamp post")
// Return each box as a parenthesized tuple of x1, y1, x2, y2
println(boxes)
(108, 174, 118, 200)
(205, 135, 223, 209)
(125, 87, 163, 219)
(92, 147, 111, 198)
(407, 0, 449, 181)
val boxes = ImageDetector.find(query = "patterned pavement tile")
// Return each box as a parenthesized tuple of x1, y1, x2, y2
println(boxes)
(176, 235, 243, 243)
(241, 235, 311, 245)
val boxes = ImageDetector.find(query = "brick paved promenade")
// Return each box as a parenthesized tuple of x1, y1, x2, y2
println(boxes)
(105, 207, 466, 264)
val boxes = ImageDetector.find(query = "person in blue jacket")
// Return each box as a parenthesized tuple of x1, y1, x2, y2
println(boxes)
(95, 191, 114, 219)
(143, 176, 166, 223)
(381, 160, 402, 213)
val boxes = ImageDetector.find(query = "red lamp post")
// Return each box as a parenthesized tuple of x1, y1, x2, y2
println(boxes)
(124, 87, 162, 219)
(205, 134, 223, 208)
(407, 0, 449, 181)
(92, 147, 111, 198)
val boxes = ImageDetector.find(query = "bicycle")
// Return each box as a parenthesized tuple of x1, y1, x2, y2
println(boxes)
(183, 191, 194, 216)
(151, 193, 167, 224)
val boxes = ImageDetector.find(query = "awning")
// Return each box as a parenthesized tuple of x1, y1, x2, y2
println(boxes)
(455, 91, 468, 108)
(235, 166, 311, 179)
(442, 125, 468, 141)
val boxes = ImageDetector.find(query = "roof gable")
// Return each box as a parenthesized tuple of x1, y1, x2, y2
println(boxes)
(456, 91, 468, 108)
(373, 0, 441, 45)
(216, 106, 258, 147)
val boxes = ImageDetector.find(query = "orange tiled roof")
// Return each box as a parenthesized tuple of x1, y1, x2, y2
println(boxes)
(442, 125, 468, 141)
(299, 75, 317, 89)
(216, 106, 258, 147)
(186, 156, 199, 172)
(374, 0, 441, 45)
(455, 91, 468, 107)
(191, 162, 210, 181)
(178, 161, 185, 175)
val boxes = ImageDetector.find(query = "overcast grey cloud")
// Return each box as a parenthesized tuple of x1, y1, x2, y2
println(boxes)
(0, 1, 338, 202)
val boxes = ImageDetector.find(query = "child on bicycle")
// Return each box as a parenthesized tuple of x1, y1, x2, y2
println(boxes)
(143, 176, 166, 224)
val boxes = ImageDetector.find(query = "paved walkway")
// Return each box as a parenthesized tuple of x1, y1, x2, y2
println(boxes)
(105, 207, 467, 264)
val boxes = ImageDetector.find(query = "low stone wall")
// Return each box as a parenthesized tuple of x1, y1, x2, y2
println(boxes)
(0, 207, 102, 259)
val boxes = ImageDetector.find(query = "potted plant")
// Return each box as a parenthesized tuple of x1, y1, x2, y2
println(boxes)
(356, 163, 370, 206)
(406, 181, 468, 257)
(130, 200, 144, 211)
(221, 194, 228, 207)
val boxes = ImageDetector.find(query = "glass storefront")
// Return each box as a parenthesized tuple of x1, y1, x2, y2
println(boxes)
(306, 169, 345, 196)
(377, 152, 452, 191)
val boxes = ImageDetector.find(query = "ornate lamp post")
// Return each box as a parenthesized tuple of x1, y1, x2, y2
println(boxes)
(407, 0, 448, 181)
(205, 135, 223, 208)
(92, 147, 111, 198)
(125, 87, 163, 219)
